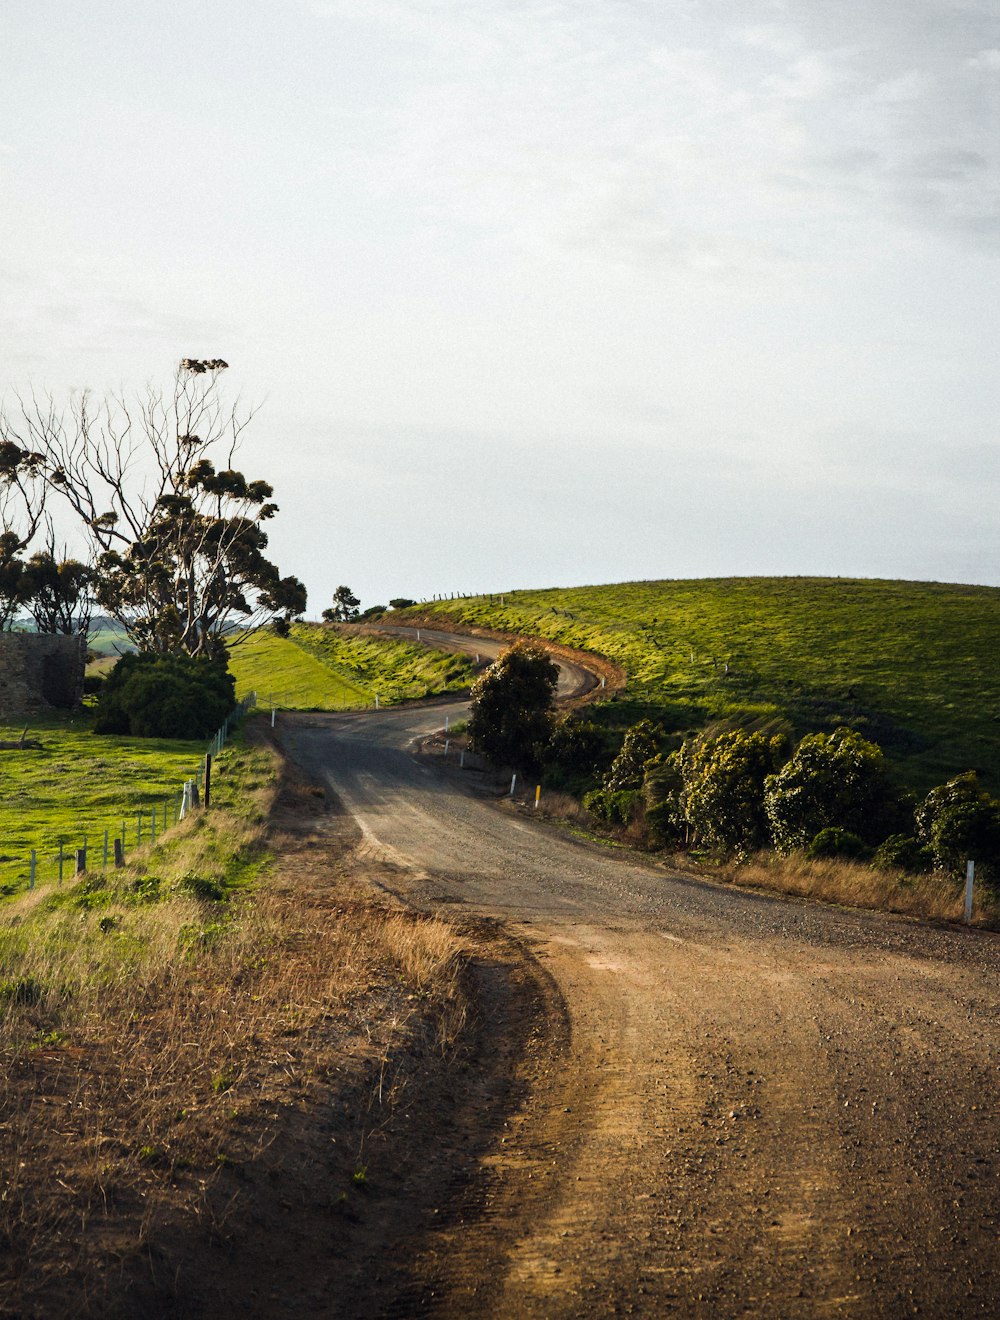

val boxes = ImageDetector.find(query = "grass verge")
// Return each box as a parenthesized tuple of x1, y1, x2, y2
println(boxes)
(226, 628, 371, 709)
(708, 851, 1000, 927)
(290, 623, 474, 702)
(524, 793, 1000, 928)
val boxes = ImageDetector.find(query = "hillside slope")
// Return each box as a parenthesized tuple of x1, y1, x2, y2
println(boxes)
(228, 624, 474, 710)
(409, 578, 1000, 793)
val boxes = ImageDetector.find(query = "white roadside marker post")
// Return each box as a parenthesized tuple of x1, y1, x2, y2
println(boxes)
(444, 739, 450, 757)
(965, 859, 975, 924)
(510, 773, 517, 797)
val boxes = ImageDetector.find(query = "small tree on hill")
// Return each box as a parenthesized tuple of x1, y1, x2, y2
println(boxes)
(0, 438, 46, 627)
(20, 542, 93, 634)
(389, 597, 415, 610)
(468, 642, 559, 774)
(324, 585, 360, 622)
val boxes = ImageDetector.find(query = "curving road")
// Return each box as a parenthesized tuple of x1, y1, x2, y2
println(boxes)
(279, 654, 1000, 1318)
(364, 622, 598, 700)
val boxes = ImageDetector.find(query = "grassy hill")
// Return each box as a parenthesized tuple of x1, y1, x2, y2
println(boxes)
(408, 578, 1000, 794)
(228, 624, 474, 710)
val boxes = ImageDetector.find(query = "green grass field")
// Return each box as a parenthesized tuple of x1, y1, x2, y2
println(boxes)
(86, 617, 134, 656)
(227, 628, 372, 709)
(409, 578, 1000, 794)
(228, 624, 474, 709)
(0, 712, 218, 897)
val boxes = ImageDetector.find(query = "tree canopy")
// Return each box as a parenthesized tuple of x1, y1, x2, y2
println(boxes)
(323, 585, 361, 623)
(764, 727, 899, 853)
(681, 729, 788, 856)
(916, 772, 1000, 879)
(467, 642, 559, 774)
(1, 359, 305, 655)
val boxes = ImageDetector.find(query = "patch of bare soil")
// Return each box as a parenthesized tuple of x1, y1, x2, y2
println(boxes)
(0, 757, 559, 1319)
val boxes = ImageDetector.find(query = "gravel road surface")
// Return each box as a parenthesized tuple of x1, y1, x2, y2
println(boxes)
(279, 656, 1000, 1318)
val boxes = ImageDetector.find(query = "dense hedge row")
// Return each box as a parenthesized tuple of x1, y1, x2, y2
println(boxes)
(554, 714, 1000, 883)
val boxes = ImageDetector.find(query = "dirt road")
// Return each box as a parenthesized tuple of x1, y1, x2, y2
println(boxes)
(365, 622, 600, 700)
(279, 684, 1000, 1317)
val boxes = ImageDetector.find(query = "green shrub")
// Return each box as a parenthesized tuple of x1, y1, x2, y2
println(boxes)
(680, 729, 788, 856)
(807, 827, 869, 861)
(643, 755, 685, 847)
(542, 717, 607, 789)
(583, 788, 641, 827)
(94, 652, 235, 739)
(180, 872, 226, 902)
(872, 833, 933, 874)
(0, 976, 44, 1007)
(764, 728, 901, 854)
(915, 772, 1000, 880)
(604, 719, 663, 791)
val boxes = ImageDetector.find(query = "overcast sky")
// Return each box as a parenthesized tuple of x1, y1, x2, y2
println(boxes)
(3, 1, 998, 611)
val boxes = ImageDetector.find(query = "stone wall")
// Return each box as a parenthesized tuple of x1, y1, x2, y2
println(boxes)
(0, 633, 87, 717)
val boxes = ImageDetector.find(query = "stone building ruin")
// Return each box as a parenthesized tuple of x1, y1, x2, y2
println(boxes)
(0, 633, 87, 717)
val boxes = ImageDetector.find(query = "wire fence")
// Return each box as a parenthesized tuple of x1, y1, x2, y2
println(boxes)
(5, 692, 257, 899)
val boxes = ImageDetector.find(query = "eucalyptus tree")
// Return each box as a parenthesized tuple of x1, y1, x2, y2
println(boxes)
(2, 359, 305, 656)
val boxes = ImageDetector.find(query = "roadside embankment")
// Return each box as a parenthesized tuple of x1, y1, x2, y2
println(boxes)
(0, 718, 550, 1318)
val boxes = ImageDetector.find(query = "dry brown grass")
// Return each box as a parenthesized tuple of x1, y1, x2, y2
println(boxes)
(534, 791, 593, 828)
(708, 851, 1000, 927)
(0, 736, 471, 1316)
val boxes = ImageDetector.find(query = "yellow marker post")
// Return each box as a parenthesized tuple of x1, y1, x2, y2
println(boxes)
(535, 784, 541, 809)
